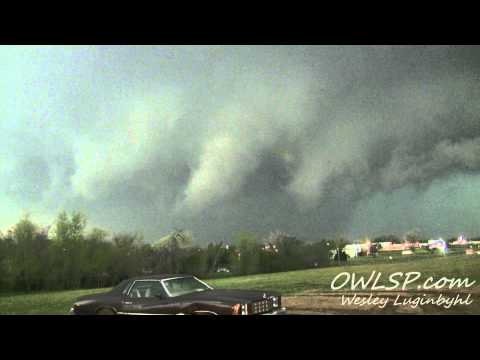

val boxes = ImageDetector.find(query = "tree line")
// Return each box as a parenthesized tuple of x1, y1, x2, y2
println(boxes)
(0, 212, 335, 293)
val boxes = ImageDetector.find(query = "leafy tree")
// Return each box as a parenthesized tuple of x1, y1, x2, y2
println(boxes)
(302, 241, 331, 268)
(404, 229, 422, 243)
(233, 232, 260, 275)
(53, 211, 87, 289)
(153, 230, 193, 274)
(12, 215, 45, 291)
(111, 232, 144, 282)
(82, 228, 112, 288)
(205, 242, 225, 273)
(0, 233, 15, 291)
(4, 210, 431, 293)
(373, 234, 401, 244)
(180, 247, 208, 277)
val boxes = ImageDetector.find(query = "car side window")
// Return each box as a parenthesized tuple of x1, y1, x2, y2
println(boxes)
(127, 281, 164, 299)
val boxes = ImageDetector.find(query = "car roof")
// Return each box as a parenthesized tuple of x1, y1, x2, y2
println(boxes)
(128, 274, 193, 281)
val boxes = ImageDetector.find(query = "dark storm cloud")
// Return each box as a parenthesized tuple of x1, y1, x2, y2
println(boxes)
(3, 45, 480, 241)
(7, 155, 51, 202)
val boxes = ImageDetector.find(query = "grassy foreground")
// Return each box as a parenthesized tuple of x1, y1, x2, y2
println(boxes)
(211, 254, 480, 294)
(1, 255, 479, 314)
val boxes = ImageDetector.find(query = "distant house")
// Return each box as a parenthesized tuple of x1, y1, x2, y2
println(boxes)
(344, 240, 373, 258)
(427, 239, 448, 253)
(378, 242, 402, 251)
(261, 243, 279, 253)
(344, 244, 362, 258)
(451, 235, 468, 245)
(379, 241, 420, 252)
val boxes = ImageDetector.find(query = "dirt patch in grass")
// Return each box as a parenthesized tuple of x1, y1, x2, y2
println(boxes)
(284, 289, 480, 315)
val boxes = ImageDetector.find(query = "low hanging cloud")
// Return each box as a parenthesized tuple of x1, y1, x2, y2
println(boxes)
(70, 89, 184, 199)
(2, 45, 480, 242)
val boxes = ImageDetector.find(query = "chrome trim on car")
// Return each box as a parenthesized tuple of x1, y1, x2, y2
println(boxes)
(125, 282, 134, 295)
(193, 276, 214, 290)
(159, 277, 185, 297)
(262, 307, 287, 315)
(117, 312, 170, 315)
(193, 310, 218, 315)
(116, 311, 219, 315)
(74, 299, 95, 306)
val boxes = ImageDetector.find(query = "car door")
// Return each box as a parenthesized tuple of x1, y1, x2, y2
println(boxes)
(119, 280, 182, 315)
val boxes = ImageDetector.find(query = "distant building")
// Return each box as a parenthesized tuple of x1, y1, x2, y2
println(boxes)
(379, 241, 420, 252)
(344, 244, 362, 258)
(344, 239, 373, 258)
(452, 234, 469, 245)
(262, 243, 279, 253)
(465, 248, 475, 255)
(379, 242, 405, 252)
(428, 239, 448, 253)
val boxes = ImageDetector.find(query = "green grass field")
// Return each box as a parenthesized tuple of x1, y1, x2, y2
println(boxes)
(210, 254, 480, 294)
(1, 254, 479, 314)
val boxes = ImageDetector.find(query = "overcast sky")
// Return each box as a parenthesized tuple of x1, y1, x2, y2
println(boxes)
(2, 45, 480, 243)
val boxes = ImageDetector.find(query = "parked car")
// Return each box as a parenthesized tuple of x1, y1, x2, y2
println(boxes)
(70, 274, 287, 315)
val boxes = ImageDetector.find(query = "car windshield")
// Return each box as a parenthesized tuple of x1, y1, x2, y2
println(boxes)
(110, 279, 130, 295)
(162, 277, 211, 297)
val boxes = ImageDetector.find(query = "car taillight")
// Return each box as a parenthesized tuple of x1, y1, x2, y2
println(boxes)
(232, 304, 241, 315)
